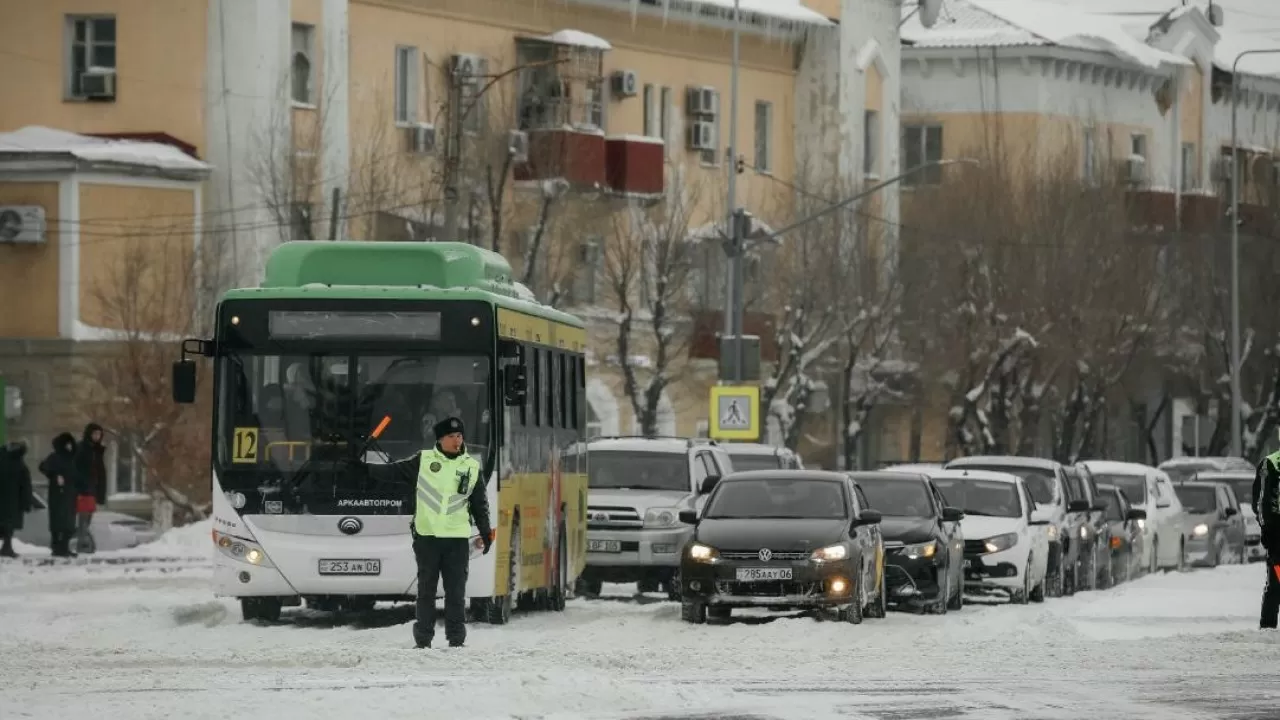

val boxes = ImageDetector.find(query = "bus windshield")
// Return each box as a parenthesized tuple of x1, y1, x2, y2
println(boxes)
(215, 352, 492, 502)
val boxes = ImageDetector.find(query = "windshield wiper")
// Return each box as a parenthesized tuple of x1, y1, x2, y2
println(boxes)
(963, 509, 996, 516)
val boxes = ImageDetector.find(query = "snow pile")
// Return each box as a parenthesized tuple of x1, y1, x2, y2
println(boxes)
(113, 518, 213, 558)
(534, 29, 612, 50)
(626, 0, 833, 27)
(969, 0, 1191, 69)
(0, 125, 211, 173)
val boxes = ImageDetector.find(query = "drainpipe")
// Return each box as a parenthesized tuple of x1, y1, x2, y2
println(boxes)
(1172, 65, 1182, 233)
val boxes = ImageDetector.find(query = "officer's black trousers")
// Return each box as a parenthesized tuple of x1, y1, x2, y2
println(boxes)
(413, 535, 470, 645)
(1263, 549, 1280, 629)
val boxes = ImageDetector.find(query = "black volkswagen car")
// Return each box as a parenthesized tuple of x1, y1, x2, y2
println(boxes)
(678, 470, 885, 625)
(853, 471, 965, 614)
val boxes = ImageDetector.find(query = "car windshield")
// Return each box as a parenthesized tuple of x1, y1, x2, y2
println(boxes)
(1100, 491, 1123, 521)
(726, 453, 784, 472)
(704, 478, 848, 519)
(1219, 478, 1253, 506)
(958, 464, 1057, 505)
(1175, 486, 1217, 514)
(932, 478, 1022, 518)
(855, 477, 935, 517)
(216, 352, 492, 491)
(588, 451, 689, 492)
(1093, 474, 1146, 505)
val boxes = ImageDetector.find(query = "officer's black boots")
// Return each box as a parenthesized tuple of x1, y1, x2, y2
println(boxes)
(448, 640, 464, 648)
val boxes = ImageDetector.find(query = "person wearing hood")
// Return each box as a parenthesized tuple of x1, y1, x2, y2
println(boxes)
(0, 441, 34, 558)
(1253, 428, 1280, 629)
(38, 433, 79, 558)
(73, 423, 107, 553)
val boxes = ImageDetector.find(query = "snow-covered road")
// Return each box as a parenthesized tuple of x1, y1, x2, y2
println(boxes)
(1, 554, 1278, 720)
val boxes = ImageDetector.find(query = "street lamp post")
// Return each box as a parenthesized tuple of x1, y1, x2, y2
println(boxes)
(722, 0, 743, 383)
(1228, 49, 1280, 457)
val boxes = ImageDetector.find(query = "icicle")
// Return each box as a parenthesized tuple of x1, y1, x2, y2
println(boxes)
(662, 0, 671, 27)
(630, 0, 640, 29)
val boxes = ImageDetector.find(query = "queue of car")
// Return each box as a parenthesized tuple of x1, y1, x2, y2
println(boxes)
(575, 436, 1260, 625)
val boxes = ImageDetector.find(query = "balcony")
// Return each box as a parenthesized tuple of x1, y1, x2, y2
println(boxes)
(513, 127, 606, 188)
(605, 135, 665, 196)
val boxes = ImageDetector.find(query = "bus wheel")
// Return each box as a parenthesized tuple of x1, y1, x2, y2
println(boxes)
(549, 521, 568, 611)
(241, 597, 281, 623)
(486, 518, 518, 625)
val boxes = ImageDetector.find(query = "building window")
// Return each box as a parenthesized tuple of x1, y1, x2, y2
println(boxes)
(754, 101, 772, 173)
(1181, 142, 1197, 190)
(516, 40, 605, 131)
(111, 438, 146, 496)
(291, 23, 315, 105)
(864, 109, 880, 177)
(1082, 126, 1097, 185)
(1130, 133, 1147, 159)
(660, 87, 672, 144)
(66, 15, 116, 99)
(643, 84, 655, 136)
(901, 124, 943, 186)
(395, 45, 418, 124)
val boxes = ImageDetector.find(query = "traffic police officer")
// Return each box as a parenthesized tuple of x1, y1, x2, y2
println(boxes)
(411, 415, 492, 648)
(1251, 430, 1280, 629)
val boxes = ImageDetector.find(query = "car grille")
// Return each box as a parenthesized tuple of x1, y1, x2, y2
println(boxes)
(587, 506, 643, 530)
(1247, 535, 1262, 546)
(963, 539, 988, 555)
(719, 550, 811, 561)
(715, 580, 820, 596)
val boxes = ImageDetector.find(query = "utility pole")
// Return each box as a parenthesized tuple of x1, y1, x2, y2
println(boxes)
(327, 187, 341, 241)
(720, 0, 743, 384)
(441, 72, 466, 242)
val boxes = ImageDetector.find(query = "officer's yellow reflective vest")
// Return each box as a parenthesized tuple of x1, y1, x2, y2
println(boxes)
(413, 448, 480, 538)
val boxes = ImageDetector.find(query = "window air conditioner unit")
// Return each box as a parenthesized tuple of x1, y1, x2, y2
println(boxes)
(688, 120, 716, 151)
(686, 86, 717, 116)
(578, 240, 600, 264)
(610, 70, 639, 97)
(1216, 155, 1235, 183)
(1126, 155, 1147, 184)
(451, 54, 481, 84)
(0, 206, 48, 244)
(81, 68, 116, 99)
(507, 130, 529, 163)
(410, 122, 436, 153)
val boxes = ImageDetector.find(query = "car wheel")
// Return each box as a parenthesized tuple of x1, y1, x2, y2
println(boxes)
(1177, 539, 1187, 572)
(838, 595, 864, 624)
(1029, 556, 1046, 603)
(931, 572, 950, 615)
(1012, 557, 1031, 605)
(707, 606, 731, 623)
(681, 598, 707, 624)
(486, 519, 518, 625)
(865, 575, 887, 619)
(1149, 538, 1159, 574)
(1047, 545, 1065, 597)
(947, 570, 964, 611)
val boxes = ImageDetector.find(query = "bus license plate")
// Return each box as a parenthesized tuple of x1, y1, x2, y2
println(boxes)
(735, 567, 793, 582)
(318, 559, 382, 575)
(588, 539, 621, 553)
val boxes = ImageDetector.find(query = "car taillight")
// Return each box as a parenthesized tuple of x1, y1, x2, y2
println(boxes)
(1109, 536, 1121, 549)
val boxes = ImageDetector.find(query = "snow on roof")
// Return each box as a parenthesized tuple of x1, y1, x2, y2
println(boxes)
(535, 29, 612, 50)
(946, 454, 1064, 470)
(0, 125, 210, 175)
(904, 0, 1189, 68)
(1078, 459, 1157, 475)
(629, 0, 833, 27)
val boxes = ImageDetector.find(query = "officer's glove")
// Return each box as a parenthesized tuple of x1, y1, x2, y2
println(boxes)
(482, 533, 493, 555)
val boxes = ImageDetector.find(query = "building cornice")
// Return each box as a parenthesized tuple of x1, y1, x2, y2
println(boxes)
(903, 44, 1178, 80)
(0, 155, 210, 183)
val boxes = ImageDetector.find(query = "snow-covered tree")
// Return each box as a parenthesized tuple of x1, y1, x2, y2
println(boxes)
(604, 183, 702, 436)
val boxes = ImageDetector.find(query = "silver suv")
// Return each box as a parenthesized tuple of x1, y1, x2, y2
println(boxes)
(570, 437, 734, 600)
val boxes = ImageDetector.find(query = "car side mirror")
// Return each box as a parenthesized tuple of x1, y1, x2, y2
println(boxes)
(1067, 499, 1090, 513)
(853, 509, 882, 529)
(1091, 503, 1107, 512)
(1028, 518, 1051, 526)
(699, 475, 720, 494)
(941, 506, 964, 522)
(172, 360, 198, 404)
(1126, 508, 1147, 521)
(1225, 507, 1239, 517)
(678, 509, 699, 525)
(1156, 499, 1171, 509)
(503, 364, 528, 406)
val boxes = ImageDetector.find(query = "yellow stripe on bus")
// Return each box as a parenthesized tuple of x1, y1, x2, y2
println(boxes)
(496, 308, 586, 353)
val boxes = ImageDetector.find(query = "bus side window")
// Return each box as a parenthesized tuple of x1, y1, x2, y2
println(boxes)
(568, 355, 578, 429)
(546, 351, 557, 428)
(532, 348, 542, 427)
(517, 344, 528, 427)
(558, 352, 568, 428)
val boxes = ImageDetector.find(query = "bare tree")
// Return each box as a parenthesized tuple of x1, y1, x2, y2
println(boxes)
(604, 185, 701, 436)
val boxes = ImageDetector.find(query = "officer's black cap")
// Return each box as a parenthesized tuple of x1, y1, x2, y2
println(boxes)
(433, 416, 465, 439)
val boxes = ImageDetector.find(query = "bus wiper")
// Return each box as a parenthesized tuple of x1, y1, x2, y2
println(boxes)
(357, 416, 415, 485)
(286, 429, 349, 493)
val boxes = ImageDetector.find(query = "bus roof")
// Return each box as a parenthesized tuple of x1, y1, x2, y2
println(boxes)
(221, 241, 583, 328)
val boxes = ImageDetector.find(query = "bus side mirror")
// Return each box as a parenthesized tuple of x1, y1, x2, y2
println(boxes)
(172, 360, 197, 404)
(503, 364, 528, 406)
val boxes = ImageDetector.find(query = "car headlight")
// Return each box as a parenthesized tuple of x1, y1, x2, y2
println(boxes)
(1136, 518, 1146, 531)
(1079, 525, 1089, 539)
(687, 542, 718, 563)
(982, 533, 1018, 554)
(1193, 523, 1208, 537)
(213, 529, 274, 568)
(644, 507, 680, 528)
(898, 541, 937, 560)
(811, 544, 849, 562)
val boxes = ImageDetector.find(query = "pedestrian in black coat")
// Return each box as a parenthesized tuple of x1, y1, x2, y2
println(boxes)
(0, 441, 33, 558)
(75, 423, 108, 506)
(38, 433, 79, 558)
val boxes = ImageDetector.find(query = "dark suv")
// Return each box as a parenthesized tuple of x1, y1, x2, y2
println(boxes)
(1065, 464, 1110, 591)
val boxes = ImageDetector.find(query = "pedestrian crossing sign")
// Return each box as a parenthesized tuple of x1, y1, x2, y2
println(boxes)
(709, 385, 759, 440)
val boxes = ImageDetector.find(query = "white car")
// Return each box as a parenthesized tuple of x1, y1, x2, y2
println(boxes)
(17, 492, 159, 553)
(928, 469, 1050, 604)
(881, 463, 945, 474)
(1079, 461, 1186, 573)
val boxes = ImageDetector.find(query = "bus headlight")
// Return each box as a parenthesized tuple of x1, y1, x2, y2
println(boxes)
(213, 530, 274, 568)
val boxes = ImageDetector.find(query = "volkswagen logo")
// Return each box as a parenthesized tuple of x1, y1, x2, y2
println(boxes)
(338, 517, 363, 535)
(758, 548, 773, 562)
